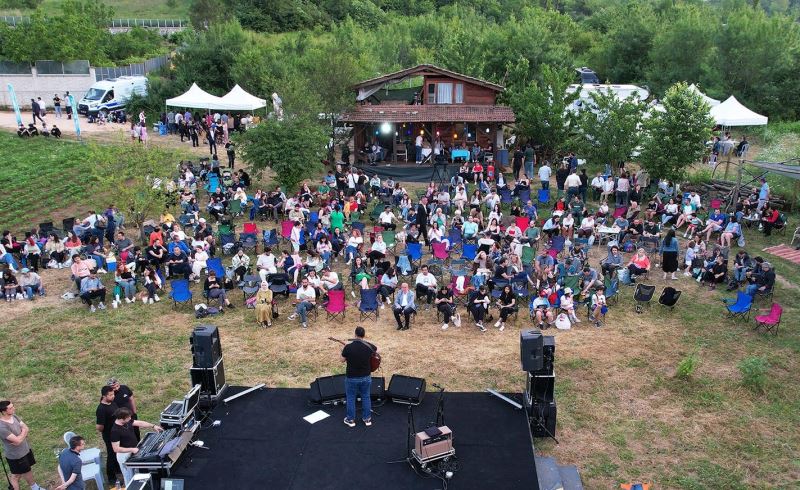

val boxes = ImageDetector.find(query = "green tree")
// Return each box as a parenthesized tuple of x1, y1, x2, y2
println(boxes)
(235, 116, 328, 191)
(88, 142, 180, 232)
(638, 82, 713, 182)
(190, 0, 231, 30)
(508, 64, 578, 159)
(647, 4, 720, 95)
(173, 21, 247, 94)
(573, 88, 646, 171)
(587, 2, 656, 84)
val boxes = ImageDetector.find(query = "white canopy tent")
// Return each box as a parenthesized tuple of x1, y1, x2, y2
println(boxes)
(688, 84, 721, 107)
(166, 83, 254, 111)
(220, 84, 267, 111)
(710, 96, 768, 126)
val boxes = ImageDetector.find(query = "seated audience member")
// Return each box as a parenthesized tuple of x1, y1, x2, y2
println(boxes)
(626, 248, 651, 280)
(204, 270, 234, 309)
(393, 282, 417, 331)
(745, 261, 775, 297)
(80, 269, 107, 311)
(531, 289, 554, 328)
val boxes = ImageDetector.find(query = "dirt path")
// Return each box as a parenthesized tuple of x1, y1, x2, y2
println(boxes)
(0, 110, 212, 155)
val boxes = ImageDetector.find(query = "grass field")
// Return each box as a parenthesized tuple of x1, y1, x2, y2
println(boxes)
(0, 131, 194, 230)
(0, 133, 798, 489)
(0, 0, 191, 19)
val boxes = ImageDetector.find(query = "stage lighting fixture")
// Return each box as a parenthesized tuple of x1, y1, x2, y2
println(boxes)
(485, 127, 490, 133)
(467, 133, 472, 138)
(381, 122, 392, 134)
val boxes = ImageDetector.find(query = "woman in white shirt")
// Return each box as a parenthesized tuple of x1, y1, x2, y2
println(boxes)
(345, 229, 363, 265)
(427, 222, 450, 249)
(233, 187, 248, 206)
(190, 246, 209, 280)
(561, 213, 575, 239)
(367, 234, 387, 266)
(487, 204, 502, 225)
(377, 268, 398, 307)
(453, 186, 468, 212)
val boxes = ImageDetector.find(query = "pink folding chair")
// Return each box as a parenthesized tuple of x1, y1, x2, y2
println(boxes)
(613, 206, 628, 219)
(280, 220, 294, 240)
(710, 199, 722, 210)
(325, 289, 346, 320)
(754, 303, 782, 335)
(432, 242, 449, 260)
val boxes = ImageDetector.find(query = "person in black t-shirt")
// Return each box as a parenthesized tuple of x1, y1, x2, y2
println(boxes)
(95, 386, 121, 481)
(110, 408, 163, 486)
(341, 327, 377, 428)
(435, 285, 456, 330)
(107, 378, 140, 440)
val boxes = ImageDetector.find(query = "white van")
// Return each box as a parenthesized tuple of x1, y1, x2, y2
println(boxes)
(78, 76, 148, 115)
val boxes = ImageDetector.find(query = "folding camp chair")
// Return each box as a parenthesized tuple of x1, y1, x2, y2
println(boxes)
(521, 246, 535, 268)
(461, 243, 477, 261)
(633, 283, 656, 313)
(242, 222, 259, 236)
(538, 188, 550, 205)
(658, 286, 681, 310)
(207, 257, 225, 280)
(267, 273, 290, 298)
(241, 275, 260, 302)
(325, 289, 347, 320)
(753, 303, 782, 335)
(547, 235, 566, 259)
(382, 230, 397, 253)
(499, 187, 513, 205)
(604, 277, 620, 305)
(240, 234, 258, 254)
(351, 221, 366, 235)
(263, 229, 279, 248)
(280, 220, 294, 241)
(724, 291, 752, 320)
(449, 274, 471, 305)
(169, 279, 193, 308)
(515, 216, 530, 232)
(518, 189, 531, 206)
(228, 199, 243, 217)
(406, 243, 423, 268)
(448, 227, 463, 254)
(219, 233, 238, 254)
(358, 287, 380, 321)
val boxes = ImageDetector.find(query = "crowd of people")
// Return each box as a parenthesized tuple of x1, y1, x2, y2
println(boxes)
(0, 149, 783, 334)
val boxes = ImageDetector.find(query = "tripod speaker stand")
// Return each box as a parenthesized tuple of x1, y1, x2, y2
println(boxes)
(431, 157, 450, 187)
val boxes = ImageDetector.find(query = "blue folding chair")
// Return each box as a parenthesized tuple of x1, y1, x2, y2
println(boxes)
(358, 287, 380, 321)
(169, 279, 193, 308)
(308, 212, 319, 228)
(538, 188, 550, 205)
(406, 243, 423, 267)
(461, 243, 477, 261)
(518, 189, 531, 205)
(351, 221, 366, 234)
(448, 227, 463, 254)
(499, 187, 513, 205)
(724, 291, 753, 320)
(207, 257, 225, 278)
(263, 229, 279, 248)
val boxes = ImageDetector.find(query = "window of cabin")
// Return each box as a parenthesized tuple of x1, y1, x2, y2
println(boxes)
(455, 83, 464, 104)
(427, 83, 436, 104)
(436, 82, 453, 104)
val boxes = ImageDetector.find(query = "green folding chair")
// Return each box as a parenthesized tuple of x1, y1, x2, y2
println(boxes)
(382, 230, 397, 253)
(521, 245, 536, 266)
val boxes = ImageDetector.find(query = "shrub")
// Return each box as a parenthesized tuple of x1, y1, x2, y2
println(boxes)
(676, 352, 699, 379)
(737, 357, 769, 393)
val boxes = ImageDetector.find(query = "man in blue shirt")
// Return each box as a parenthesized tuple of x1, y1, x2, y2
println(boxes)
(57, 435, 85, 490)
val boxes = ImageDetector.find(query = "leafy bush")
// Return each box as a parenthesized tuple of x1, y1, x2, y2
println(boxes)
(676, 352, 699, 379)
(738, 357, 769, 393)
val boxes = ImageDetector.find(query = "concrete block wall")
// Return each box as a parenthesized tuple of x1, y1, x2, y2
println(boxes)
(0, 67, 97, 110)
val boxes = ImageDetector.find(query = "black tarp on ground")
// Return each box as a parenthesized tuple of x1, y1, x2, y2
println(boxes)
(171, 387, 539, 490)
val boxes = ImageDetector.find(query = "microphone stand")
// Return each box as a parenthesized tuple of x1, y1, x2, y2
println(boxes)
(0, 446, 14, 490)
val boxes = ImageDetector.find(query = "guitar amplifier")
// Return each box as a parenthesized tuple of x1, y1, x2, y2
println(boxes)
(414, 426, 454, 462)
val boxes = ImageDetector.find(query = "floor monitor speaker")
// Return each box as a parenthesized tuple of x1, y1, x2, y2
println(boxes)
(387, 374, 426, 405)
(309, 374, 346, 404)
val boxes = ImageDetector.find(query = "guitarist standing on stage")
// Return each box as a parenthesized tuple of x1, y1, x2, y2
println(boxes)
(341, 327, 377, 428)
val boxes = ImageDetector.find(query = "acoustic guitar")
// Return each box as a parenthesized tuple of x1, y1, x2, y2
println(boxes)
(329, 337, 381, 372)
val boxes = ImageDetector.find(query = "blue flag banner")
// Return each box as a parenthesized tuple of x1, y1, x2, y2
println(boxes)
(68, 94, 81, 139)
(7, 83, 22, 127)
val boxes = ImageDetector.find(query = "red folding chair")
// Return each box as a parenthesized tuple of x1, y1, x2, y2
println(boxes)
(515, 216, 530, 232)
(280, 220, 293, 240)
(242, 222, 258, 235)
(754, 303, 782, 335)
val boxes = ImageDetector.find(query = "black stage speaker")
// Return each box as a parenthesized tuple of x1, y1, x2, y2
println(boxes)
(530, 335, 555, 376)
(526, 373, 555, 404)
(529, 401, 557, 438)
(189, 357, 227, 397)
(190, 325, 222, 368)
(309, 374, 346, 404)
(309, 375, 386, 404)
(520, 330, 544, 372)
(368, 376, 385, 402)
(387, 374, 426, 405)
